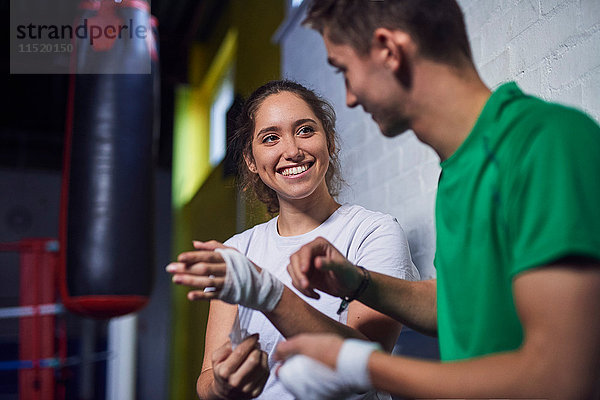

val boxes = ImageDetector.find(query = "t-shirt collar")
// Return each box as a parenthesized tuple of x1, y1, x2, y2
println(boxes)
(440, 81, 522, 169)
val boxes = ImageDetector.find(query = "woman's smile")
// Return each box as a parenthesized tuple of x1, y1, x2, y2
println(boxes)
(277, 162, 314, 177)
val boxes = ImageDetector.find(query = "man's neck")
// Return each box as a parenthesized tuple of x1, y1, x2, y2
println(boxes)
(409, 62, 491, 161)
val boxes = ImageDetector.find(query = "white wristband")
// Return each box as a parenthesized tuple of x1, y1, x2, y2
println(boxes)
(336, 339, 380, 392)
(277, 355, 351, 400)
(215, 248, 284, 312)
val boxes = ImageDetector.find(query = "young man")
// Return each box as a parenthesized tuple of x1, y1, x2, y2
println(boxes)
(275, 1, 600, 399)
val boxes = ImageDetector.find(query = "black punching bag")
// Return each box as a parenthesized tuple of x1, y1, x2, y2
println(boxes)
(59, 0, 159, 318)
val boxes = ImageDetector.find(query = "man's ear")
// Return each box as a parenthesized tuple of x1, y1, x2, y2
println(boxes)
(372, 28, 412, 72)
(244, 153, 258, 173)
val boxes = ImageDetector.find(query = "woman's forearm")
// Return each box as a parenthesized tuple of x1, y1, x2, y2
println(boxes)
(196, 369, 221, 400)
(362, 276, 437, 336)
(264, 287, 369, 340)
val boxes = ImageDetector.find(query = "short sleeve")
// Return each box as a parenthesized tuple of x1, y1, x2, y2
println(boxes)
(354, 215, 420, 281)
(223, 231, 249, 254)
(223, 235, 239, 249)
(506, 110, 600, 277)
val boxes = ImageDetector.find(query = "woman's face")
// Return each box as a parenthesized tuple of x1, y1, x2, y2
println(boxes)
(246, 91, 331, 204)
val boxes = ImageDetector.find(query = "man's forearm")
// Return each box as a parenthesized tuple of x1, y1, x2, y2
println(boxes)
(369, 346, 594, 399)
(360, 276, 437, 336)
(368, 265, 600, 399)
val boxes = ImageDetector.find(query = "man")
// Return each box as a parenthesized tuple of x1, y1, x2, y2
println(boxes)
(275, 1, 600, 399)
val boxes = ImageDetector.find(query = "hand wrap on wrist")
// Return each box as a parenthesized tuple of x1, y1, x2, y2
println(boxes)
(277, 355, 350, 400)
(215, 248, 284, 312)
(336, 339, 379, 392)
(277, 339, 380, 399)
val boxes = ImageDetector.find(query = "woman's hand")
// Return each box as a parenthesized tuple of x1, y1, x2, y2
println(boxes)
(166, 240, 230, 301)
(168, 240, 283, 312)
(209, 334, 269, 399)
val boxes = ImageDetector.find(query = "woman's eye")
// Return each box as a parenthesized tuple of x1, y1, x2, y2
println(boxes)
(297, 126, 315, 135)
(262, 134, 279, 143)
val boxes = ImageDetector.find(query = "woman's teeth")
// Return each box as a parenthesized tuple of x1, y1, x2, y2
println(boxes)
(280, 164, 309, 176)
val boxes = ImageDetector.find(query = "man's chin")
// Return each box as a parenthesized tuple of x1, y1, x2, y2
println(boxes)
(378, 120, 410, 138)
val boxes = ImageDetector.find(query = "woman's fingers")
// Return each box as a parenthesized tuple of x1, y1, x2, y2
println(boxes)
(212, 340, 233, 365)
(228, 348, 268, 394)
(242, 350, 269, 397)
(177, 250, 225, 264)
(166, 261, 226, 277)
(211, 335, 269, 398)
(193, 240, 227, 250)
(187, 290, 220, 300)
(214, 335, 259, 381)
(167, 259, 226, 298)
(172, 273, 225, 288)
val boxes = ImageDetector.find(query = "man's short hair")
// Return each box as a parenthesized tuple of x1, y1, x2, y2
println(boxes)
(304, 0, 474, 67)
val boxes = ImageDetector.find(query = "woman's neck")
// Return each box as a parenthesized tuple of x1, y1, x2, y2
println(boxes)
(276, 186, 341, 237)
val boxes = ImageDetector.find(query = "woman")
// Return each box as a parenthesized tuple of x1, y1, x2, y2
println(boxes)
(167, 80, 419, 399)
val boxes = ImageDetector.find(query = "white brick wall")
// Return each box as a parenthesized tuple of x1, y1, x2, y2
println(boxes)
(279, 0, 600, 281)
(461, 0, 600, 118)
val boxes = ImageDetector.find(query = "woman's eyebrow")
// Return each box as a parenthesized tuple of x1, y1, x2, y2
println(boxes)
(256, 125, 281, 138)
(256, 119, 317, 138)
(294, 118, 317, 127)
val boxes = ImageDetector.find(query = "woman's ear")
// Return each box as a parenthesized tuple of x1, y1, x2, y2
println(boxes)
(329, 138, 336, 155)
(244, 153, 257, 173)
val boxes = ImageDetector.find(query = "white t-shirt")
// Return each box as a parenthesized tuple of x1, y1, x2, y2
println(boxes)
(224, 204, 419, 400)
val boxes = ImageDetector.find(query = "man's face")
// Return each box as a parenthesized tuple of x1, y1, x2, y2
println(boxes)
(323, 33, 410, 137)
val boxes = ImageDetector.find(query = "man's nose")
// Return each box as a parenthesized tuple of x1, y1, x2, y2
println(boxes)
(346, 89, 358, 108)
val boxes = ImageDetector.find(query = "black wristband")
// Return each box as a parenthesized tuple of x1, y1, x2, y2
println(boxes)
(336, 266, 370, 315)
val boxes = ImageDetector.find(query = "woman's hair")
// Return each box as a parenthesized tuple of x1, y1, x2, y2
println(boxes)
(231, 80, 342, 214)
(304, 0, 473, 68)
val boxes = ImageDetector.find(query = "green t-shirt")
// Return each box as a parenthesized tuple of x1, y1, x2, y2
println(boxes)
(435, 82, 600, 361)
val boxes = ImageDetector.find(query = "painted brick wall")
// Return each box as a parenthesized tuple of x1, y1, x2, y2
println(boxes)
(461, 0, 600, 119)
(279, 0, 600, 282)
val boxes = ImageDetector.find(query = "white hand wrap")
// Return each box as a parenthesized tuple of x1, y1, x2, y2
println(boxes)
(336, 339, 379, 392)
(277, 339, 380, 399)
(277, 355, 355, 400)
(215, 248, 284, 312)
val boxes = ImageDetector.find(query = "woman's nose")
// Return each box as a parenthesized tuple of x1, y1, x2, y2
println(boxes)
(282, 137, 302, 160)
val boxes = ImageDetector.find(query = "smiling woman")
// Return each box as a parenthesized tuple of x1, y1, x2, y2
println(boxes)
(166, 80, 420, 400)
(244, 90, 334, 218)
(231, 80, 342, 215)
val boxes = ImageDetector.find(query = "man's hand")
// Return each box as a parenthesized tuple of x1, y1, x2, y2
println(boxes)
(288, 237, 362, 299)
(274, 333, 344, 368)
(275, 334, 379, 399)
(210, 334, 269, 399)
